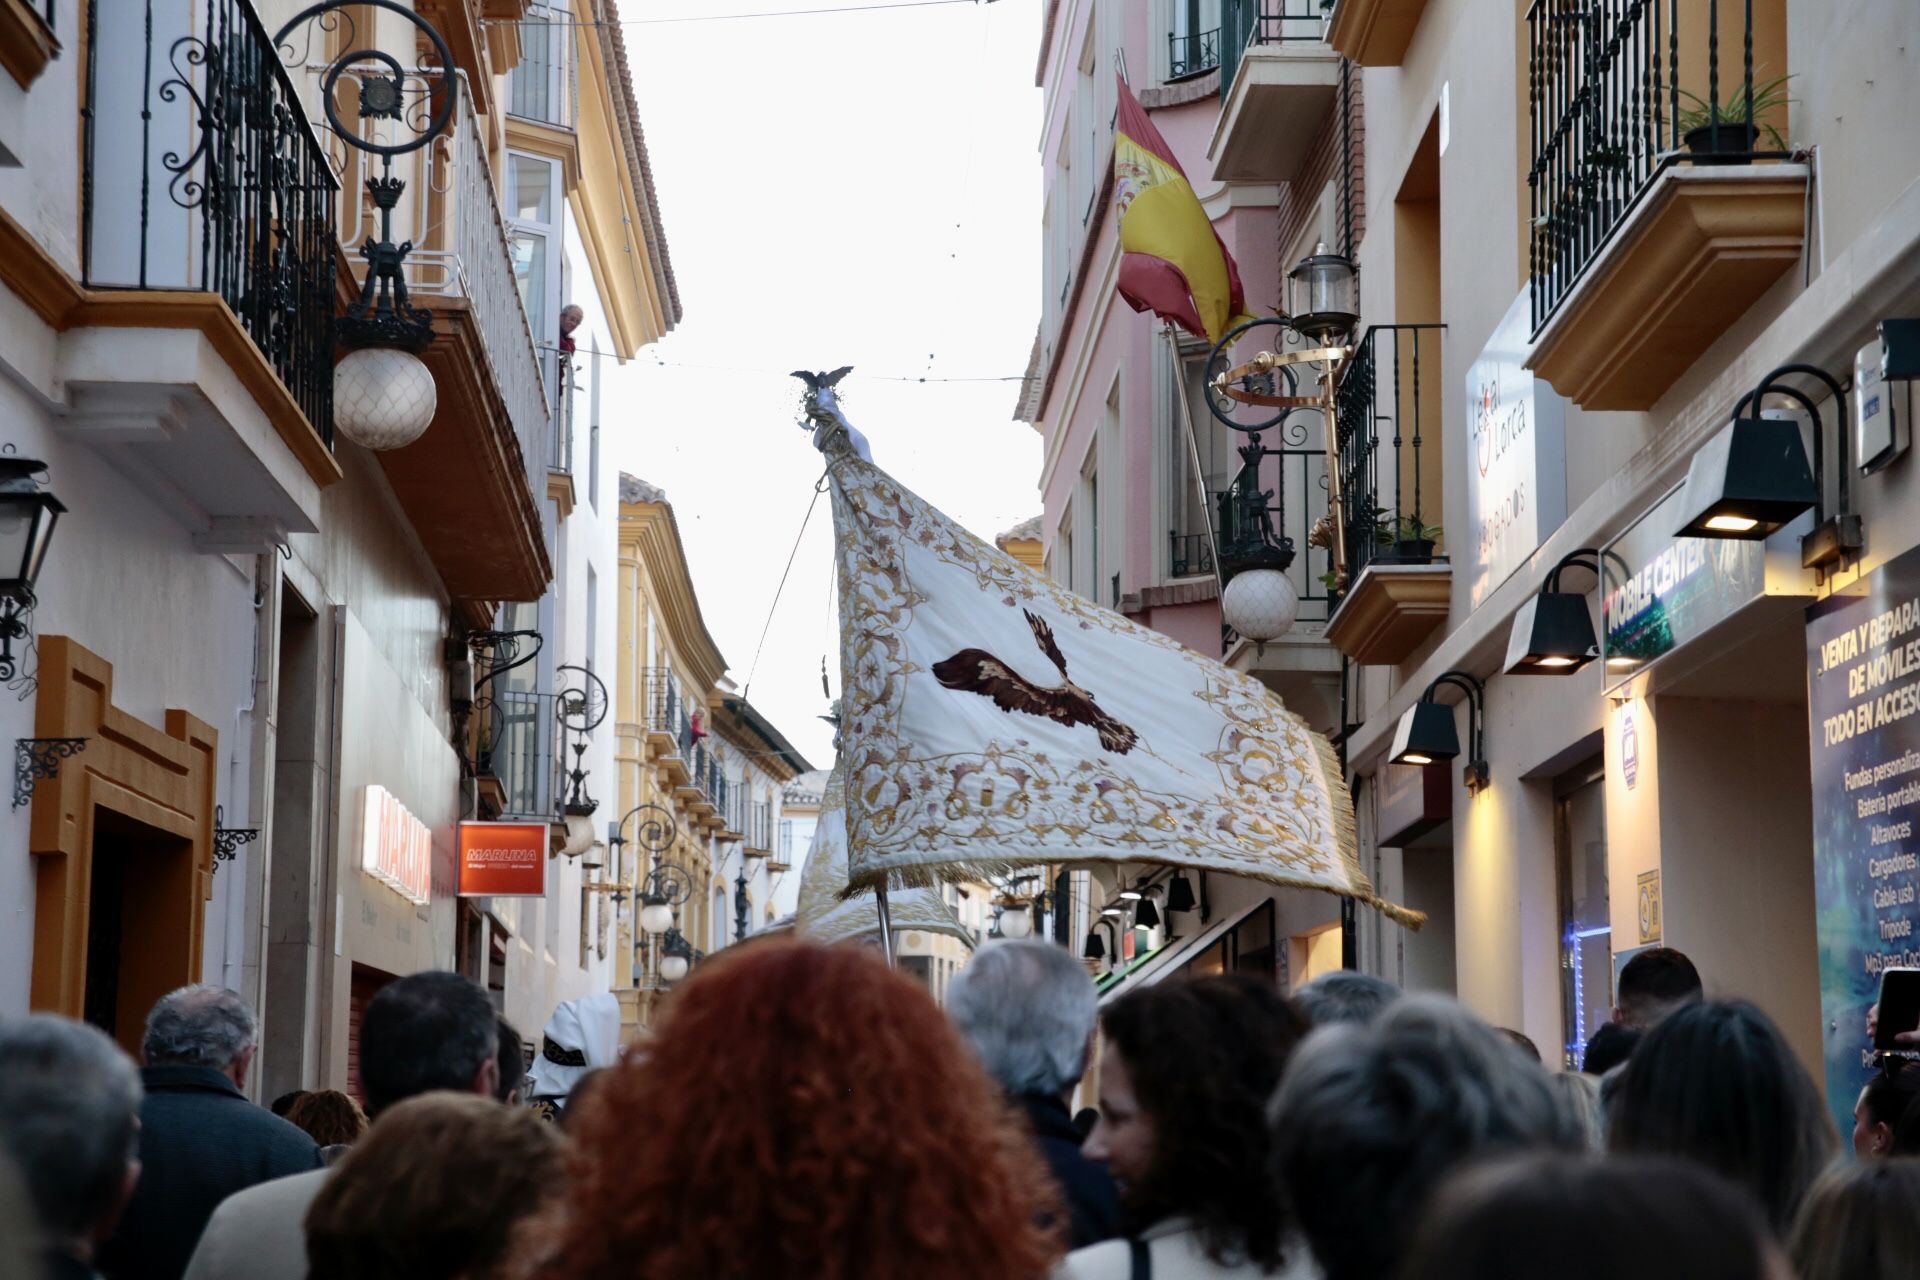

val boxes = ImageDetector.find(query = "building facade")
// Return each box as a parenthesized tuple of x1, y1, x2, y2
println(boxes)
(0, 0, 676, 1101)
(1029, 0, 1920, 1096)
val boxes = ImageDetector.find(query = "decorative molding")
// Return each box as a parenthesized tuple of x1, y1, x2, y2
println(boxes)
(1326, 0, 1430, 66)
(618, 497, 729, 691)
(0, 0, 57, 90)
(0, 211, 341, 489)
(1324, 564, 1453, 665)
(1527, 166, 1810, 411)
(27, 636, 217, 1046)
(210, 803, 260, 873)
(1140, 71, 1219, 110)
(14, 737, 85, 810)
(547, 468, 576, 522)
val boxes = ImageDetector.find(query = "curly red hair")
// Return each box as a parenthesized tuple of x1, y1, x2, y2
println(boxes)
(521, 938, 1063, 1279)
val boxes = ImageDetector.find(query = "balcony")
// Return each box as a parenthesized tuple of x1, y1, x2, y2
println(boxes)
(486, 689, 559, 822)
(744, 801, 774, 856)
(641, 668, 694, 786)
(319, 68, 551, 613)
(0, 0, 56, 89)
(507, 3, 578, 131)
(1168, 27, 1221, 81)
(1524, 0, 1803, 410)
(1326, 0, 1431, 66)
(1209, 0, 1340, 183)
(74, 0, 341, 548)
(1325, 324, 1452, 665)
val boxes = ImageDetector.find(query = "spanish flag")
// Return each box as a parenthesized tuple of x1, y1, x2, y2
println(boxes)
(1114, 73, 1252, 343)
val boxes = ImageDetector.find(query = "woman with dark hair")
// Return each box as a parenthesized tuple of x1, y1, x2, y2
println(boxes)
(520, 938, 1062, 1280)
(1401, 1153, 1792, 1280)
(1607, 999, 1837, 1234)
(283, 1090, 367, 1165)
(1057, 975, 1311, 1279)
(1854, 1058, 1920, 1157)
(306, 1093, 563, 1280)
(1790, 1158, 1920, 1280)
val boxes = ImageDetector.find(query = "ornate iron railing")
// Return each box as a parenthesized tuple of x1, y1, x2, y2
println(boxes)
(1209, 441, 1337, 628)
(317, 68, 548, 478)
(1168, 26, 1221, 79)
(1528, 0, 1784, 333)
(1169, 531, 1215, 579)
(1332, 324, 1445, 591)
(83, 0, 338, 441)
(1221, 0, 1329, 95)
(640, 668, 694, 758)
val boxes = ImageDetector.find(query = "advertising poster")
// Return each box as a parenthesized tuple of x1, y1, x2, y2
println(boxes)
(1806, 548, 1920, 1131)
(1463, 290, 1568, 607)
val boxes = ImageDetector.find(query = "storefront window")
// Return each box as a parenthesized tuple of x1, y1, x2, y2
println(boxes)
(1556, 766, 1610, 1068)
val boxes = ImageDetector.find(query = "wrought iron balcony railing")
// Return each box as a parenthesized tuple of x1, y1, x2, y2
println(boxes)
(1169, 531, 1216, 579)
(1527, 0, 1786, 333)
(746, 800, 773, 851)
(545, 346, 574, 475)
(1221, 0, 1330, 95)
(316, 68, 549, 479)
(1168, 27, 1221, 79)
(640, 668, 695, 758)
(1332, 324, 1445, 590)
(82, 0, 338, 440)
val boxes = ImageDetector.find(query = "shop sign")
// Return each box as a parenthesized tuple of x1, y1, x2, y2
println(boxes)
(457, 821, 549, 898)
(1806, 545, 1920, 1134)
(1463, 290, 1567, 608)
(1602, 485, 1766, 683)
(1636, 870, 1660, 944)
(362, 785, 431, 905)
(1621, 712, 1639, 790)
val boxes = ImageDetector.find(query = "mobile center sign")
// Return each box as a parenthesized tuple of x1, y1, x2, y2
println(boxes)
(458, 821, 549, 897)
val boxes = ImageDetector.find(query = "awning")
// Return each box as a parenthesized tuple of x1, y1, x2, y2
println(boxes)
(1096, 899, 1265, 1005)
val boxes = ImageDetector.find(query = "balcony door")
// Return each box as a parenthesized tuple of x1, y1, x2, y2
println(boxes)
(507, 153, 565, 347)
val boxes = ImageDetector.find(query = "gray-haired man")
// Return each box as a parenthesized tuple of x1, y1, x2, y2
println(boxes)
(0, 1015, 144, 1280)
(948, 939, 1122, 1249)
(98, 985, 319, 1280)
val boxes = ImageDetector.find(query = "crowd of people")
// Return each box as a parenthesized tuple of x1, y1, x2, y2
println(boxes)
(0, 937, 1912, 1279)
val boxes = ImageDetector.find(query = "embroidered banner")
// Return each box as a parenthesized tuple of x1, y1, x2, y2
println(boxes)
(796, 764, 976, 948)
(826, 448, 1417, 926)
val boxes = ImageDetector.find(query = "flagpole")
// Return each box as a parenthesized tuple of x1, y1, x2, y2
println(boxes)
(1166, 323, 1224, 586)
(874, 882, 895, 967)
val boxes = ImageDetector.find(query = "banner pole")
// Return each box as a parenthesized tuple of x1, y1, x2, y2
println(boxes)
(1167, 324, 1225, 585)
(874, 882, 895, 967)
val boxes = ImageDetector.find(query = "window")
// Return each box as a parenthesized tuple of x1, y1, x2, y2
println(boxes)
(508, 5, 571, 127)
(1557, 763, 1610, 1069)
(588, 345, 601, 511)
(508, 153, 562, 342)
(585, 564, 598, 676)
(1168, 0, 1224, 80)
(1164, 350, 1232, 579)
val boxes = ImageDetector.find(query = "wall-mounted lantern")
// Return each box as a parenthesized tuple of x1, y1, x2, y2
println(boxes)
(1389, 671, 1488, 793)
(275, 1, 457, 451)
(0, 454, 65, 684)
(1675, 363, 1861, 572)
(659, 927, 694, 983)
(1505, 548, 1605, 675)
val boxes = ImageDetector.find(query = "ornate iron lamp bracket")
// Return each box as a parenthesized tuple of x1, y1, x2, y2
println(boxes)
(15, 737, 86, 809)
(212, 803, 262, 874)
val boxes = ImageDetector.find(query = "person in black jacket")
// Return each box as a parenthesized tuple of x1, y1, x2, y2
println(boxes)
(98, 985, 321, 1280)
(948, 939, 1122, 1249)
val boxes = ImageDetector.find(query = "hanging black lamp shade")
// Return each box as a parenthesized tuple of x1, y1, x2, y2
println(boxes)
(1165, 873, 1197, 914)
(1504, 592, 1599, 674)
(1674, 415, 1816, 539)
(1389, 701, 1460, 767)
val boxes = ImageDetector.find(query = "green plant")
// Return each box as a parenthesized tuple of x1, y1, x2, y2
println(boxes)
(1674, 75, 1792, 150)
(1374, 515, 1443, 545)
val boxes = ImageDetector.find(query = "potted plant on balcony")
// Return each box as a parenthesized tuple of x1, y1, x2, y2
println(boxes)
(1373, 515, 1443, 565)
(1675, 76, 1791, 161)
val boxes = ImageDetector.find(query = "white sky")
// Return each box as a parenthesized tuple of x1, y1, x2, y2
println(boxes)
(611, 0, 1044, 769)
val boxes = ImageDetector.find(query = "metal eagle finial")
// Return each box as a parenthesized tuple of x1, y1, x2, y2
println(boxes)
(792, 367, 872, 462)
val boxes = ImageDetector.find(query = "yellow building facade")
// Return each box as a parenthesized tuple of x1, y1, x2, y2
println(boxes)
(614, 474, 730, 1033)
